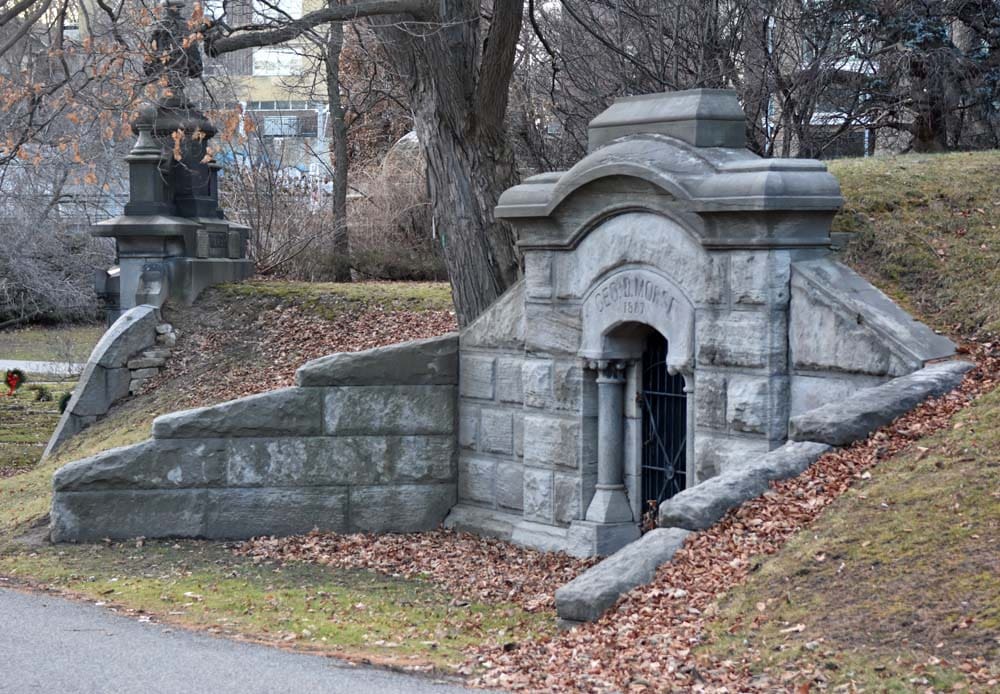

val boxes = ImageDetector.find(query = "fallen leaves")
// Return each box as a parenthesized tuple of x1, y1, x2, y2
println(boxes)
(235, 529, 598, 614)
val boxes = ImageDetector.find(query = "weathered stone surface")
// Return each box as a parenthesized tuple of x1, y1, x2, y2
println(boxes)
(790, 259, 956, 377)
(555, 528, 691, 622)
(694, 372, 727, 430)
(659, 441, 831, 530)
(458, 410, 478, 450)
(524, 301, 582, 355)
(458, 455, 495, 504)
(295, 334, 458, 387)
(523, 415, 582, 469)
(521, 359, 552, 408)
(348, 484, 456, 532)
(697, 309, 784, 369)
(51, 489, 209, 542)
(91, 306, 159, 367)
(554, 473, 584, 524)
(460, 280, 525, 351)
(479, 408, 514, 455)
(153, 388, 323, 438)
(727, 376, 769, 434)
(788, 361, 974, 446)
(325, 386, 455, 436)
(694, 435, 770, 481)
(53, 439, 227, 491)
(730, 250, 791, 307)
(127, 357, 166, 370)
(459, 355, 495, 400)
(202, 487, 349, 538)
(495, 357, 524, 403)
(225, 436, 455, 487)
(522, 467, 554, 522)
(444, 503, 517, 540)
(66, 364, 131, 417)
(524, 251, 553, 299)
(790, 372, 886, 417)
(496, 462, 524, 511)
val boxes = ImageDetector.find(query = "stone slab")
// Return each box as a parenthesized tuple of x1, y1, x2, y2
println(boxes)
(53, 439, 227, 491)
(91, 305, 159, 368)
(153, 388, 324, 439)
(788, 361, 974, 446)
(555, 528, 691, 622)
(347, 484, 457, 532)
(658, 441, 831, 530)
(324, 385, 455, 436)
(295, 334, 458, 387)
(225, 436, 455, 487)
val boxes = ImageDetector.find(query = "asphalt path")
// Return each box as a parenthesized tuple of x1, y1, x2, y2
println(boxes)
(0, 588, 479, 694)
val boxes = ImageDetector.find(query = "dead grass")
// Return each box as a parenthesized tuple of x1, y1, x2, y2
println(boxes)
(703, 376, 1000, 690)
(833, 151, 1000, 338)
(0, 325, 103, 363)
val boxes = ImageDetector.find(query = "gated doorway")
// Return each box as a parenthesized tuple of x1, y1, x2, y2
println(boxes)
(639, 330, 688, 514)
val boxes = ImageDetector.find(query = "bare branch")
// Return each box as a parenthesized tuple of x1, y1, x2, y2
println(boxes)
(206, 0, 435, 56)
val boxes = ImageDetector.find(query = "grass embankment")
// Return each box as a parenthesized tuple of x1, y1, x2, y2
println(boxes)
(0, 281, 537, 673)
(699, 152, 1000, 688)
(707, 385, 1000, 690)
(833, 151, 1000, 338)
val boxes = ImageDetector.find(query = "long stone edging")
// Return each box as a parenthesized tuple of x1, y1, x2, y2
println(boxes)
(554, 360, 975, 623)
(788, 360, 975, 445)
(43, 306, 160, 458)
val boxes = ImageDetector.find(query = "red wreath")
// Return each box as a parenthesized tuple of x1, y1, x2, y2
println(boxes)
(5, 369, 24, 397)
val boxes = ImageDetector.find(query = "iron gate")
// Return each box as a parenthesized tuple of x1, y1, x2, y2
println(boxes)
(639, 331, 688, 514)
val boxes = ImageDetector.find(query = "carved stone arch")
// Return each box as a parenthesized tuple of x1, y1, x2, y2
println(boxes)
(579, 265, 695, 374)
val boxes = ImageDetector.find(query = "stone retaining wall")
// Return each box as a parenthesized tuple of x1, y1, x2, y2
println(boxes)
(44, 306, 166, 457)
(50, 334, 459, 542)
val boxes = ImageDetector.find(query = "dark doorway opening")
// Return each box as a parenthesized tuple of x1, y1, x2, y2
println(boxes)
(639, 330, 688, 516)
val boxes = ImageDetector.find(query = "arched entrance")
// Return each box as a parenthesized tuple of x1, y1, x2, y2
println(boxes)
(639, 331, 688, 516)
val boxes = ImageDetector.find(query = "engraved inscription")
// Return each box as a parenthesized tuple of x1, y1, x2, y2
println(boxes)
(594, 274, 676, 317)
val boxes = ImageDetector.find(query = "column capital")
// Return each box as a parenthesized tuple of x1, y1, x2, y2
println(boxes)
(586, 359, 629, 383)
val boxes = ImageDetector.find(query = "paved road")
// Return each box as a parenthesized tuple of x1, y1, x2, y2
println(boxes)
(0, 359, 83, 378)
(0, 589, 478, 694)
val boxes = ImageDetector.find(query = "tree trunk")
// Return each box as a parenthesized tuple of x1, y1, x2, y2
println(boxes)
(370, 0, 521, 327)
(325, 4, 351, 282)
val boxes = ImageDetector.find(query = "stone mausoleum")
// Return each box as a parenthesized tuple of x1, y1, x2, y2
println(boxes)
(50, 89, 956, 557)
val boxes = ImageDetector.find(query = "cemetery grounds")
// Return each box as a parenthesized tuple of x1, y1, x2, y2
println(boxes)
(0, 153, 998, 690)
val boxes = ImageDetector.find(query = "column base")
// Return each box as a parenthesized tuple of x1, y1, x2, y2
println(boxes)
(585, 485, 634, 524)
(567, 519, 641, 557)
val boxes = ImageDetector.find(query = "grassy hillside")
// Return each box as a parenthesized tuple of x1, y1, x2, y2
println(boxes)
(833, 151, 1000, 339)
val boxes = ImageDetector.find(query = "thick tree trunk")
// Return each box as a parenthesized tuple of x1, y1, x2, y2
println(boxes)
(207, 0, 523, 325)
(370, 0, 521, 327)
(325, 6, 351, 282)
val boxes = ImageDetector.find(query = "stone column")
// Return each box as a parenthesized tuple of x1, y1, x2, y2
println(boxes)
(585, 360, 634, 523)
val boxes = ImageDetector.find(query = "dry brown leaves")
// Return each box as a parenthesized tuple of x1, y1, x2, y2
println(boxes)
(465, 345, 1000, 693)
(143, 303, 456, 407)
(237, 529, 599, 613)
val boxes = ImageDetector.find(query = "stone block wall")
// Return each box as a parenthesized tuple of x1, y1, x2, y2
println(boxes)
(50, 334, 459, 542)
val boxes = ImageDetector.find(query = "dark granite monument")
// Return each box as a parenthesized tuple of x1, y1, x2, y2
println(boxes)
(94, 1, 252, 322)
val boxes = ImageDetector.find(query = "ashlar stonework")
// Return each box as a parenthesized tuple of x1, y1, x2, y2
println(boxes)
(51, 89, 967, 561)
(444, 88, 961, 557)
